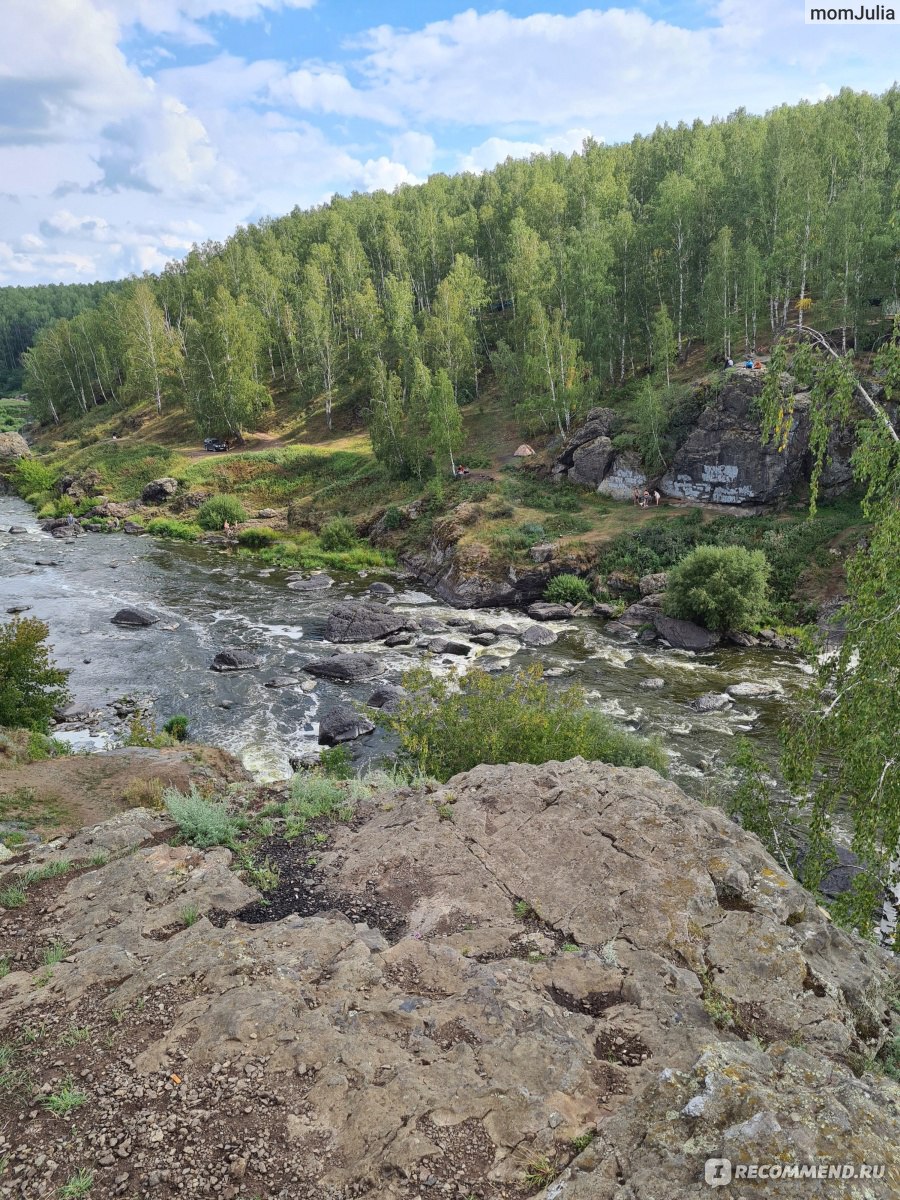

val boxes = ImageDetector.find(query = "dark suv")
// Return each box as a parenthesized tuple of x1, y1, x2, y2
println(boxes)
(203, 437, 228, 452)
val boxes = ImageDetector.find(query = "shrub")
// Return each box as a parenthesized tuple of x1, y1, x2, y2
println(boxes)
(196, 495, 247, 530)
(162, 715, 189, 742)
(382, 505, 404, 530)
(0, 618, 70, 733)
(163, 784, 238, 848)
(544, 574, 593, 605)
(318, 516, 357, 551)
(285, 772, 353, 837)
(146, 517, 201, 541)
(665, 544, 770, 631)
(238, 526, 279, 549)
(380, 665, 666, 781)
(11, 458, 55, 497)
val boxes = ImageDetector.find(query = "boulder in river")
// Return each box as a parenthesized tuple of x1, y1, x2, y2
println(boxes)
(368, 581, 395, 596)
(111, 608, 159, 628)
(366, 683, 407, 710)
(141, 477, 179, 504)
(727, 680, 784, 700)
(287, 574, 334, 592)
(526, 601, 571, 621)
(521, 624, 558, 647)
(690, 692, 733, 713)
(324, 601, 416, 644)
(7, 525, 27, 534)
(653, 613, 720, 651)
(619, 594, 665, 626)
(426, 637, 470, 656)
(318, 704, 375, 745)
(210, 650, 259, 672)
(264, 676, 297, 689)
(304, 653, 385, 683)
(639, 676, 666, 690)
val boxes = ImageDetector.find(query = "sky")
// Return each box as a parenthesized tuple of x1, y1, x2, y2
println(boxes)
(0, 0, 897, 286)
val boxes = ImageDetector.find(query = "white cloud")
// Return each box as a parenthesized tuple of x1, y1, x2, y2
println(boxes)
(460, 128, 592, 174)
(390, 131, 436, 176)
(98, 0, 316, 43)
(359, 156, 419, 192)
(270, 66, 399, 125)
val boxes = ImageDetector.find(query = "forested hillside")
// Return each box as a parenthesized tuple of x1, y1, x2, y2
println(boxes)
(0, 281, 122, 395)
(22, 88, 900, 477)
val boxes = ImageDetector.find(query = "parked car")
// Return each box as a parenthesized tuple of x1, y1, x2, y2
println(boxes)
(203, 437, 228, 452)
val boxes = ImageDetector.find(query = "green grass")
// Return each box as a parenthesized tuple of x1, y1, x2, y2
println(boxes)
(0, 885, 27, 909)
(59, 1168, 93, 1197)
(60, 1025, 92, 1046)
(42, 1078, 87, 1116)
(180, 903, 200, 927)
(41, 941, 67, 967)
(284, 772, 354, 839)
(146, 516, 202, 541)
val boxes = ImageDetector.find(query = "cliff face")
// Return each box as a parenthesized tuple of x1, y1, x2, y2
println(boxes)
(1, 758, 898, 1199)
(555, 375, 857, 507)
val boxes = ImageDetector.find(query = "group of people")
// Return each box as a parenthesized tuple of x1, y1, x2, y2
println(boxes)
(724, 356, 763, 370)
(633, 488, 662, 508)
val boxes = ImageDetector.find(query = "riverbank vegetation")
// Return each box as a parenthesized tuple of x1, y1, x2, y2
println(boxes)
(0, 619, 70, 734)
(379, 665, 667, 781)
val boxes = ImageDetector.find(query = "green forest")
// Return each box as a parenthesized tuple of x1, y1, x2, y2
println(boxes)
(13, 87, 900, 479)
(0, 280, 122, 396)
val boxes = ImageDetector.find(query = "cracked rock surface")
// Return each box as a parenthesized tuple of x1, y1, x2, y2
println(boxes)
(1, 760, 898, 1199)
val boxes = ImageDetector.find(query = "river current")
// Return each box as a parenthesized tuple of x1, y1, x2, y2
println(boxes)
(0, 494, 808, 793)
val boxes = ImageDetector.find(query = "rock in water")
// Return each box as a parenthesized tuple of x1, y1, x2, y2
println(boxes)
(526, 601, 571, 621)
(521, 624, 558, 647)
(365, 683, 407, 710)
(639, 676, 666, 690)
(324, 601, 415, 643)
(426, 637, 470, 656)
(653, 613, 720, 650)
(690, 691, 733, 712)
(264, 676, 297, 689)
(727, 681, 784, 699)
(304, 653, 385, 682)
(318, 705, 375, 745)
(287, 574, 334, 592)
(210, 650, 259, 671)
(111, 608, 159, 628)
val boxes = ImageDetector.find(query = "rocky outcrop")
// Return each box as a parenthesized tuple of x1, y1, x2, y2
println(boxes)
(141, 477, 179, 504)
(324, 601, 415, 643)
(0, 760, 897, 1199)
(0, 431, 30, 460)
(661, 374, 810, 504)
(401, 504, 591, 609)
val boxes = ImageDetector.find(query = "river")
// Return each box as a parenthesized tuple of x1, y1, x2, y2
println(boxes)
(0, 494, 809, 794)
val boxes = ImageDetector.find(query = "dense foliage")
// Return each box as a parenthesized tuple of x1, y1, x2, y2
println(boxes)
(0, 618, 70, 732)
(761, 328, 900, 935)
(0, 280, 122, 395)
(379, 665, 667, 781)
(664, 544, 771, 631)
(16, 89, 900, 475)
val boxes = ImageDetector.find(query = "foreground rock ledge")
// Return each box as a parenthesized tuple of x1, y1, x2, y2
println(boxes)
(0, 759, 897, 1200)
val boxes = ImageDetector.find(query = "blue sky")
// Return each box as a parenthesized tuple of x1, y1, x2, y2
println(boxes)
(1, 0, 897, 285)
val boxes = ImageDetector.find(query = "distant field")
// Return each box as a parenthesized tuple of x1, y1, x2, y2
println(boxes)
(0, 397, 29, 433)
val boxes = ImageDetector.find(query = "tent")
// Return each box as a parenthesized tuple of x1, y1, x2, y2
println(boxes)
(513, 444, 535, 457)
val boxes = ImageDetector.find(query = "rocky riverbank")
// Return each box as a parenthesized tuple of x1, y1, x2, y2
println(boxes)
(0, 756, 898, 1198)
